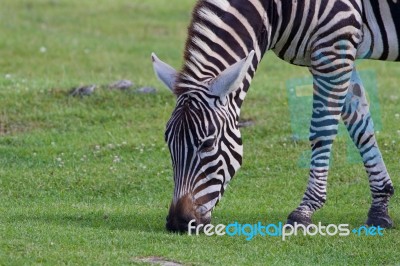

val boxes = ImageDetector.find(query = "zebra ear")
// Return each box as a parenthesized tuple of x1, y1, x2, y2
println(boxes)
(209, 50, 255, 103)
(151, 53, 177, 92)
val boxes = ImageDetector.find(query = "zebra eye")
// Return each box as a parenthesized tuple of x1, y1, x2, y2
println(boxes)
(199, 137, 216, 153)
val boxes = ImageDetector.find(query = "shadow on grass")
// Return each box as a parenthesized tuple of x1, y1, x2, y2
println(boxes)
(6, 208, 299, 234)
(6, 211, 168, 233)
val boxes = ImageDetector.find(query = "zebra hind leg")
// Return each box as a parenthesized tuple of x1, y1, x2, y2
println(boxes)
(342, 69, 394, 228)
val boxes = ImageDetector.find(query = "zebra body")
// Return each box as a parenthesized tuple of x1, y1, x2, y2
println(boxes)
(272, 1, 400, 65)
(152, 0, 398, 232)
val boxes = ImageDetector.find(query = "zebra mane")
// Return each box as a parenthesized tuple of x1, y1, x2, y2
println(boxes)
(176, 0, 235, 96)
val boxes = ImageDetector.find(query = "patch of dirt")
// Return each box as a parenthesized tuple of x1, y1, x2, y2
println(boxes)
(109, 80, 134, 91)
(133, 256, 185, 266)
(69, 85, 96, 97)
(0, 121, 35, 136)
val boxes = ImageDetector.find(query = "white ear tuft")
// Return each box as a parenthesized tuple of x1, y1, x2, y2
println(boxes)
(151, 53, 177, 92)
(209, 50, 255, 103)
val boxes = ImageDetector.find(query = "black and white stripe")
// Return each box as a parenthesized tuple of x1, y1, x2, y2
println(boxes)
(153, 0, 398, 231)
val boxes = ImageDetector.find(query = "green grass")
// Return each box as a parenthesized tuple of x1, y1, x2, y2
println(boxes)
(1, 0, 400, 265)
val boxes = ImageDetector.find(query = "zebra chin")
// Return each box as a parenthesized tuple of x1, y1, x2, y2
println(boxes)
(165, 193, 214, 233)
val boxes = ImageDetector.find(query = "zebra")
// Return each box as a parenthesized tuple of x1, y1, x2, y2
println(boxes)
(152, 0, 398, 232)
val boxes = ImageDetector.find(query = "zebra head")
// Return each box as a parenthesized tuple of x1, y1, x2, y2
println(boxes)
(152, 51, 255, 232)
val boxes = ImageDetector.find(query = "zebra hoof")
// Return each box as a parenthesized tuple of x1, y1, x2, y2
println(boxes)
(286, 210, 312, 226)
(366, 207, 394, 228)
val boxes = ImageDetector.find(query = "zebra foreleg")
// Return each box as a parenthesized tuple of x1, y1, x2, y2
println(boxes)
(287, 41, 358, 226)
(341, 69, 394, 228)
(287, 77, 350, 225)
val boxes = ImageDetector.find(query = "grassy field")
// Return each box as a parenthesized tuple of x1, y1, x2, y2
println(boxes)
(1, 0, 400, 265)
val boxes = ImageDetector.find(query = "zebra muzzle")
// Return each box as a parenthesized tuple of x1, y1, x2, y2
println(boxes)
(165, 194, 211, 233)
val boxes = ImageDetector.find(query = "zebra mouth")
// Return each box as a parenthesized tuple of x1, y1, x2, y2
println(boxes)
(165, 209, 212, 233)
(165, 194, 213, 232)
